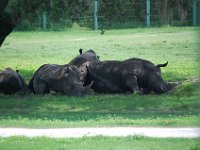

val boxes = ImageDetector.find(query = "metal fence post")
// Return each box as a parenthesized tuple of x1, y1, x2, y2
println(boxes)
(193, 0, 197, 26)
(146, 0, 150, 28)
(94, 0, 98, 30)
(42, 12, 47, 31)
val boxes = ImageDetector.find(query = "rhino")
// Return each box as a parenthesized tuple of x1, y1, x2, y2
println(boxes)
(78, 58, 172, 94)
(0, 68, 26, 94)
(69, 49, 100, 67)
(28, 64, 94, 96)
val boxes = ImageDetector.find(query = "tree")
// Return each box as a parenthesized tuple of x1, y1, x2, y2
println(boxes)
(157, 0, 193, 25)
(0, 0, 21, 47)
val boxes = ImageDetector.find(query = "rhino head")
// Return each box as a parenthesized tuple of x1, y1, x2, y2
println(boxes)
(145, 73, 171, 94)
(144, 61, 172, 94)
(56, 65, 94, 96)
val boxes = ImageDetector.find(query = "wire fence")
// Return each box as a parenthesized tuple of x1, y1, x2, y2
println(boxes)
(16, 0, 200, 31)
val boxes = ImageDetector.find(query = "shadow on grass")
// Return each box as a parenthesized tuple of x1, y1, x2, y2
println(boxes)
(0, 92, 199, 124)
(0, 69, 199, 125)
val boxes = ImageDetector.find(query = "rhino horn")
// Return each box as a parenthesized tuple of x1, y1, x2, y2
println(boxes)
(85, 81, 94, 89)
(72, 81, 94, 95)
(156, 61, 168, 68)
(84, 81, 94, 95)
(72, 80, 93, 89)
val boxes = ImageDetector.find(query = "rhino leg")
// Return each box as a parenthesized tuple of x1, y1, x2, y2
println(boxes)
(34, 80, 50, 94)
(125, 75, 140, 93)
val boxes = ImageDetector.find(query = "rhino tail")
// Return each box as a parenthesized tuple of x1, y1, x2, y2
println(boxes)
(15, 69, 27, 89)
(15, 69, 28, 95)
(27, 75, 34, 92)
(156, 61, 168, 68)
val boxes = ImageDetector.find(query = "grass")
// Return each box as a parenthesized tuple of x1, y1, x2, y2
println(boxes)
(0, 94, 199, 128)
(0, 26, 199, 128)
(0, 136, 199, 150)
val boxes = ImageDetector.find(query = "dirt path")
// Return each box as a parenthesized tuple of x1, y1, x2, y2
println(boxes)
(0, 127, 199, 138)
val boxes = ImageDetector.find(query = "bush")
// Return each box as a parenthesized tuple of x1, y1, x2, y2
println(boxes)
(49, 19, 73, 31)
(15, 19, 32, 31)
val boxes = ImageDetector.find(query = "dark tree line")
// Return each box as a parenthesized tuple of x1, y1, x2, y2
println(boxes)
(157, 0, 193, 25)
(99, 0, 194, 26)
(0, 0, 21, 47)
(4, 0, 196, 29)
(0, 0, 198, 46)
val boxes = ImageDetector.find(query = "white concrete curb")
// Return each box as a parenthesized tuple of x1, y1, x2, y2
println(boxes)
(0, 127, 199, 138)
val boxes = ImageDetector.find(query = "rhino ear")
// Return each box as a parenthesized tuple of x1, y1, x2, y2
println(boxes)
(79, 48, 83, 54)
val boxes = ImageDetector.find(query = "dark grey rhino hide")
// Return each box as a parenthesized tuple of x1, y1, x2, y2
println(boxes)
(0, 68, 26, 94)
(69, 49, 100, 67)
(28, 64, 93, 96)
(79, 58, 171, 94)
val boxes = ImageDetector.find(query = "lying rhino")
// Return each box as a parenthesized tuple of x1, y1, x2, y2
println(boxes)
(28, 64, 93, 96)
(69, 49, 100, 67)
(0, 68, 26, 94)
(79, 58, 171, 94)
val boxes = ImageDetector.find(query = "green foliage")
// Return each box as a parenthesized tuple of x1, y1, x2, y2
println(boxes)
(15, 19, 32, 31)
(49, 19, 73, 31)
(4, 0, 197, 30)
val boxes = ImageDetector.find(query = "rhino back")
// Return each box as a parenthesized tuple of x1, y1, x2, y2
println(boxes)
(69, 57, 88, 67)
(88, 60, 146, 79)
(69, 50, 100, 67)
(35, 64, 64, 82)
(86, 61, 136, 93)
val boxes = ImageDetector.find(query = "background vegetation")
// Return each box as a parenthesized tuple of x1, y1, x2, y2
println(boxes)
(4, 0, 200, 30)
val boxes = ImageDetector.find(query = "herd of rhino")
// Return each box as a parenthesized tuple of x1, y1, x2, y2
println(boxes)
(0, 49, 176, 96)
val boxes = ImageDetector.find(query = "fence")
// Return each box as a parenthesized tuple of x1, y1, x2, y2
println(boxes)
(91, 0, 199, 30)
(16, 0, 200, 31)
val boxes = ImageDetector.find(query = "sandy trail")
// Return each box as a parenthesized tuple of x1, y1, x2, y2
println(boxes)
(0, 127, 199, 138)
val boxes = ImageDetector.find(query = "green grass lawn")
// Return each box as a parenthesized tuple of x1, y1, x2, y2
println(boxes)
(0, 136, 199, 150)
(0, 27, 199, 128)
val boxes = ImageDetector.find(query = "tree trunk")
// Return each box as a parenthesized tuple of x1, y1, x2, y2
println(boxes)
(0, 0, 21, 47)
(0, 0, 9, 15)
